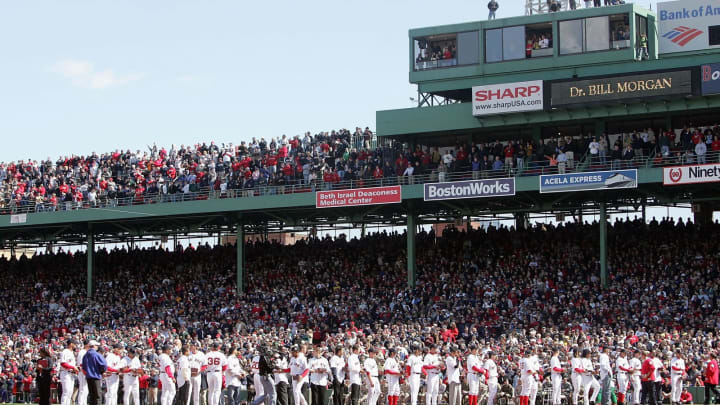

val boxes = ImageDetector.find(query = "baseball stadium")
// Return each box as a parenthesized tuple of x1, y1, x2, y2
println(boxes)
(1, 2, 720, 405)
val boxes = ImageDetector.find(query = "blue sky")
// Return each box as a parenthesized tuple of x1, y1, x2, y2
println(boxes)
(0, 0, 659, 163)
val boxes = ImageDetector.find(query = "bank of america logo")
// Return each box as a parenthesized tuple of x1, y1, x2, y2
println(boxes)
(662, 26, 703, 46)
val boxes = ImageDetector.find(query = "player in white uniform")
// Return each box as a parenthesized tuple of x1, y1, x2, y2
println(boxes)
(252, 352, 265, 403)
(273, 353, 290, 405)
(121, 347, 143, 405)
(177, 346, 191, 405)
(383, 348, 402, 405)
(445, 346, 462, 405)
(484, 351, 500, 405)
(571, 348, 584, 405)
(599, 346, 613, 405)
(348, 345, 363, 405)
(628, 350, 643, 405)
(616, 349, 632, 405)
(77, 340, 90, 405)
(581, 349, 600, 405)
(329, 346, 346, 405)
(308, 347, 331, 405)
(59, 339, 79, 405)
(105, 344, 124, 405)
(159, 344, 177, 405)
(423, 345, 442, 405)
(289, 345, 309, 405)
(670, 350, 686, 405)
(205, 342, 227, 405)
(466, 344, 485, 405)
(363, 347, 381, 405)
(188, 343, 207, 405)
(226, 346, 246, 405)
(550, 348, 564, 405)
(406, 345, 424, 405)
(522, 348, 541, 405)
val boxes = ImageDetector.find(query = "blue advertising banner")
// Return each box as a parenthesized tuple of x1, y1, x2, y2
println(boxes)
(701, 63, 720, 95)
(539, 169, 638, 194)
(424, 178, 515, 201)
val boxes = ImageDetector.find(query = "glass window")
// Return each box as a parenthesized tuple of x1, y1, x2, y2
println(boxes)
(710, 25, 720, 46)
(525, 23, 553, 58)
(635, 15, 648, 46)
(485, 29, 503, 62)
(610, 14, 631, 49)
(413, 34, 457, 70)
(457, 31, 480, 65)
(560, 19, 584, 55)
(586, 16, 610, 52)
(502, 26, 526, 61)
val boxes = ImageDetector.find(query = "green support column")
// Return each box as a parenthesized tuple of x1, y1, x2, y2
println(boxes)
(236, 223, 245, 294)
(594, 120, 606, 138)
(87, 225, 94, 298)
(407, 212, 417, 288)
(599, 202, 608, 289)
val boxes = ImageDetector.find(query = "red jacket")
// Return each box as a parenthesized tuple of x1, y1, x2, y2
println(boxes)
(641, 358, 655, 382)
(706, 360, 719, 385)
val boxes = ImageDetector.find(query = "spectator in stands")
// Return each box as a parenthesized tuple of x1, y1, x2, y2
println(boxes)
(488, 0, 498, 20)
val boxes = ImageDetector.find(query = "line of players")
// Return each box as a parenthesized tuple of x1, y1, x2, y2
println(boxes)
(53, 339, 712, 405)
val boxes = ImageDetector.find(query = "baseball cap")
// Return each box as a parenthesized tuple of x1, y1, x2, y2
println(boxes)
(89, 340, 100, 347)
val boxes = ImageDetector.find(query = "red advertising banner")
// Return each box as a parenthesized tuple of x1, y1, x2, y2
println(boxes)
(316, 186, 402, 208)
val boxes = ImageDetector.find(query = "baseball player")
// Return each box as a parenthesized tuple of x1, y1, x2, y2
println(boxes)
(616, 349, 632, 405)
(364, 347, 381, 405)
(59, 339, 79, 405)
(670, 350, 686, 405)
(289, 345, 309, 405)
(571, 348, 584, 405)
(273, 351, 290, 405)
(77, 340, 90, 405)
(188, 343, 207, 405)
(348, 345, 362, 405)
(384, 348, 402, 405)
(159, 344, 177, 405)
(252, 350, 265, 404)
(550, 348, 564, 405)
(466, 344, 485, 405)
(581, 349, 600, 405)
(205, 342, 227, 405)
(329, 346, 346, 405)
(445, 346, 462, 405)
(406, 345, 423, 405)
(423, 345, 442, 405)
(521, 348, 540, 405)
(628, 350, 643, 405)
(485, 351, 500, 405)
(599, 346, 613, 405)
(121, 347, 142, 405)
(105, 344, 124, 405)
(177, 346, 191, 405)
(308, 347, 331, 405)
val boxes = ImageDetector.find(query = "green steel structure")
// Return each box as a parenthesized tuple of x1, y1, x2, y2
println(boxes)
(2, 4, 720, 295)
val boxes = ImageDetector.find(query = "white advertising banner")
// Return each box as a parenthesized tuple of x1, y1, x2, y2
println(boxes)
(472, 80, 543, 116)
(658, 0, 720, 54)
(663, 164, 720, 185)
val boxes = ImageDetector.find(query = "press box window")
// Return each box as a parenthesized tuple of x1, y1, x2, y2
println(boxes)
(560, 14, 630, 55)
(414, 31, 479, 70)
(485, 24, 551, 62)
(710, 25, 720, 46)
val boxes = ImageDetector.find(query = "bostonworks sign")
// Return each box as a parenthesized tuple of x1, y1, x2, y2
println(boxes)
(551, 71, 691, 107)
(424, 178, 516, 201)
(702, 63, 720, 95)
(658, 0, 720, 53)
(472, 80, 543, 116)
(663, 164, 720, 185)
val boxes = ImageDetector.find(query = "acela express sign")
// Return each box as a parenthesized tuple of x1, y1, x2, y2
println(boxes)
(551, 71, 691, 106)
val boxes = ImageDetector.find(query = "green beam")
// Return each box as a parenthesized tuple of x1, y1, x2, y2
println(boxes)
(407, 211, 417, 288)
(599, 201, 608, 289)
(236, 222, 244, 294)
(87, 225, 94, 298)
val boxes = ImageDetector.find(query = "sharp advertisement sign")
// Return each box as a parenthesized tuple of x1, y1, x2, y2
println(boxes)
(472, 80, 544, 116)
(658, 0, 720, 54)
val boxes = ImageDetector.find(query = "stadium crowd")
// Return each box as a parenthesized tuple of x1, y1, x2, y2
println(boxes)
(0, 218, 720, 405)
(1, 124, 719, 214)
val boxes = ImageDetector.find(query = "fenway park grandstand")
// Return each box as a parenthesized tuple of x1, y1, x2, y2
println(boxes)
(1, 2, 720, 405)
